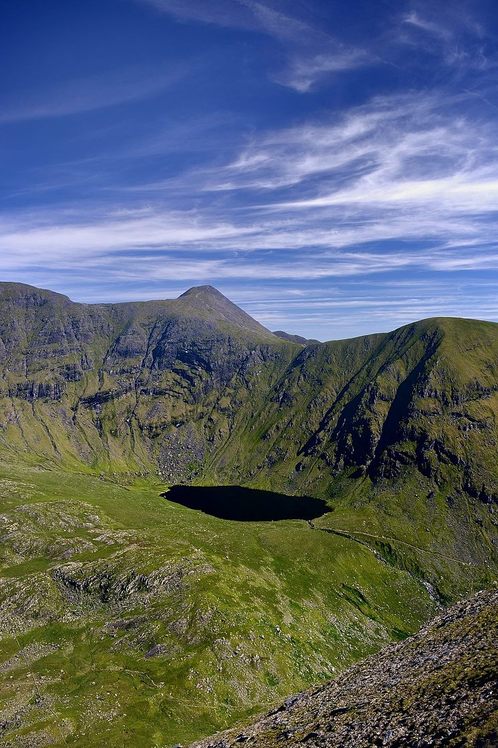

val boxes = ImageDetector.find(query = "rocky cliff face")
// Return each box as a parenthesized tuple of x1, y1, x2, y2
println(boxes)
(190, 588, 498, 748)
(1, 283, 497, 496)
(0, 282, 496, 596)
(0, 282, 292, 479)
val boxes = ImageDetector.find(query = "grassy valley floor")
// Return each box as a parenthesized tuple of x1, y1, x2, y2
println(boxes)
(0, 461, 450, 747)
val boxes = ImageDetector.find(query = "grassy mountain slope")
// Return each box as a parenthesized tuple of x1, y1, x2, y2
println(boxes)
(210, 315, 498, 599)
(190, 588, 498, 748)
(0, 463, 434, 747)
(0, 282, 497, 746)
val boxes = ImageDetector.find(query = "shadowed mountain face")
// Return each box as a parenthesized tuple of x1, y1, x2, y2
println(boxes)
(162, 485, 328, 521)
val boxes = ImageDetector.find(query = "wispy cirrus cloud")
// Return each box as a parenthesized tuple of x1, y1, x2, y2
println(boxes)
(3, 88, 498, 282)
(201, 94, 468, 190)
(398, 4, 495, 70)
(403, 10, 453, 40)
(133, 0, 259, 31)
(272, 49, 369, 93)
(195, 91, 498, 245)
(136, 0, 370, 92)
(0, 64, 185, 124)
(0, 210, 255, 264)
(2, 205, 498, 280)
(135, 0, 324, 41)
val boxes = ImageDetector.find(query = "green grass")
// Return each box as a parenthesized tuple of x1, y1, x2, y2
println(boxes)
(0, 287, 497, 745)
(0, 461, 439, 747)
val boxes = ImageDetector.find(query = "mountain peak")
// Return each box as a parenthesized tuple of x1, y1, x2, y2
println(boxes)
(179, 284, 223, 300)
(0, 281, 71, 305)
(176, 285, 274, 337)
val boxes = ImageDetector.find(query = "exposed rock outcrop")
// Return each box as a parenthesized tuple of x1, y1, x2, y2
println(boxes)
(190, 589, 498, 748)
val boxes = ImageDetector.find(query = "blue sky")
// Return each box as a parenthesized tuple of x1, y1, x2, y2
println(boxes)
(1, 0, 498, 339)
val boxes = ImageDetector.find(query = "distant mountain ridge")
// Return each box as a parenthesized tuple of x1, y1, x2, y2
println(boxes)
(272, 330, 320, 345)
(0, 281, 497, 601)
(0, 281, 496, 747)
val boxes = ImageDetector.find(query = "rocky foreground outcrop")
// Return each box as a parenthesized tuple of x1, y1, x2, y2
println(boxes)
(190, 589, 498, 748)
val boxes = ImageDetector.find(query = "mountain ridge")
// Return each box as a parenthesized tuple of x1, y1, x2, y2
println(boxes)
(0, 281, 496, 746)
(2, 280, 496, 342)
(0, 282, 497, 501)
(0, 282, 496, 600)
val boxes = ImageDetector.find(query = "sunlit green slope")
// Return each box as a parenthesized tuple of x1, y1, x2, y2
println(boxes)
(0, 463, 436, 747)
(0, 282, 496, 746)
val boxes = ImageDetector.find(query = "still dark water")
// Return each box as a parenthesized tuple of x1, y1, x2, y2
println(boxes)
(162, 485, 328, 522)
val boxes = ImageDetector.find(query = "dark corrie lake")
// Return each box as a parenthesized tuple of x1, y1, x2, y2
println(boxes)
(162, 485, 328, 522)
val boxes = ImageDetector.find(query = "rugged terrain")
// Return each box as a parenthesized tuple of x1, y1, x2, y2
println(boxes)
(190, 588, 498, 748)
(0, 281, 497, 746)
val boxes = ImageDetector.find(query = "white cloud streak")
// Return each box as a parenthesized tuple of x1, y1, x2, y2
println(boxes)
(273, 49, 369, 93)
(403, 10, 452, 40)
(3, 89, 498, 284)
(136, 0, 369, 92)
(194, 92, 498, 251)
(0, 65, 185, 124)
(2, 203, 498, 282)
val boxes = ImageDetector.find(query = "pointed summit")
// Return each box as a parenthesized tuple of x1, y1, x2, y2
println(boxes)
(178, 285, 227, 303)
(176, 285, 274, 337)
